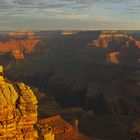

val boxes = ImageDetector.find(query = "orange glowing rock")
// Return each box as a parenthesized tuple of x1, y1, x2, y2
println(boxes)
(87, 31, 134, 49)
(0, 79, 38, 139)
(107, 52, 120, 64)
(136, 41, 140, 48)
(12, 50, 24, 60)
(0, 39, 39, 60)
(38, 116, 93, 140)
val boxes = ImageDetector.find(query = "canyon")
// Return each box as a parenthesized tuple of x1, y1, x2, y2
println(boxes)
(0, 65, 94, 140)
(0, 30, 140, 140)
(0, 30, 140, 64)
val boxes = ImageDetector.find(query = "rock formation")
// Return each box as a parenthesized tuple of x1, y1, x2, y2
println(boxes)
(136, 41, 140, 48)
(0, 31, 51, 60)
(9, 31, 35, 38)
(0, 65, 54, 140)
(38, 115, 93, 140)
(88, 31, 129, 48)
(0, 39, 39, 60)
(87, 31, 140, 64)
(107, 52, 120, 64)
(0, 66, 37, 139)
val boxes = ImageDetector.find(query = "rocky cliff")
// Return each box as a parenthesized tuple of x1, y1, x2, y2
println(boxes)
(0, 66, 54, 140)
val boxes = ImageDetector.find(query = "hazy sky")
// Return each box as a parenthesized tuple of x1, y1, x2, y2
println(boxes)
(0, 0, 140, 30)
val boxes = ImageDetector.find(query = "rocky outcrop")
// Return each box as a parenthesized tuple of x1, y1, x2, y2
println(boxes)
(107, 52, 120, 64)
(136, 41, 140, 48)
(0, 66, 54, 140)
(0, 66, 38, 139)
(37, 121, 54, 140)
(38, 115, 93, 140)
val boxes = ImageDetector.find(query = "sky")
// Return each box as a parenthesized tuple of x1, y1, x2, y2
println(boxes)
(0, 0, 140, 30)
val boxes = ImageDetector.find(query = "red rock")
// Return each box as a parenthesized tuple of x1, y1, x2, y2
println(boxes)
(38, 115, 94, 140)
(0, 39, 39, 60)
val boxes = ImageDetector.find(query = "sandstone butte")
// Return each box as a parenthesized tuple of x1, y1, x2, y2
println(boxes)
(0, 65, 95, 140)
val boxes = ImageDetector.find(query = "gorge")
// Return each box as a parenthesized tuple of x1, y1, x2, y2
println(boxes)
(0, 65, 94, 140)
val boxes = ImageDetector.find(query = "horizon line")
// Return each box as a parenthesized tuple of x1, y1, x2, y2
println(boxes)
(0, 29, 140, 32)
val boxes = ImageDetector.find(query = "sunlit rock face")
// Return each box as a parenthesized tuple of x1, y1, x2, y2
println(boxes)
(0, 31, 51, 60)
(38, 115, 92, 140)
(0, 66, 38, 140)
(0, 39, 39, 60)
(107, 52, 120, 64)
(9, 31, 35, 37)
(88, 30, 129, 48)
(0, 65, 55, 140)
(136, 41, 140, 48)
(88, 30, 140, 64)
(88, 30, 139, 49)
(0, 66, 3, 75)
(36, 122, 54, 140)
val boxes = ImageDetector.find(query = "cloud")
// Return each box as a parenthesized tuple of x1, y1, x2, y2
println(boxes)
(0, 0, 139, 16)
(0, 0, 140, 30)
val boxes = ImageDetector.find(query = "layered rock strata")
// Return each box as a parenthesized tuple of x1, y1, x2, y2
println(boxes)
(0, 66, 37, 140)
(0, 69, 38, 139)
(87, 31, 140, 64)
(0, 40, 39, 60)
(0, 65, 55, 140)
